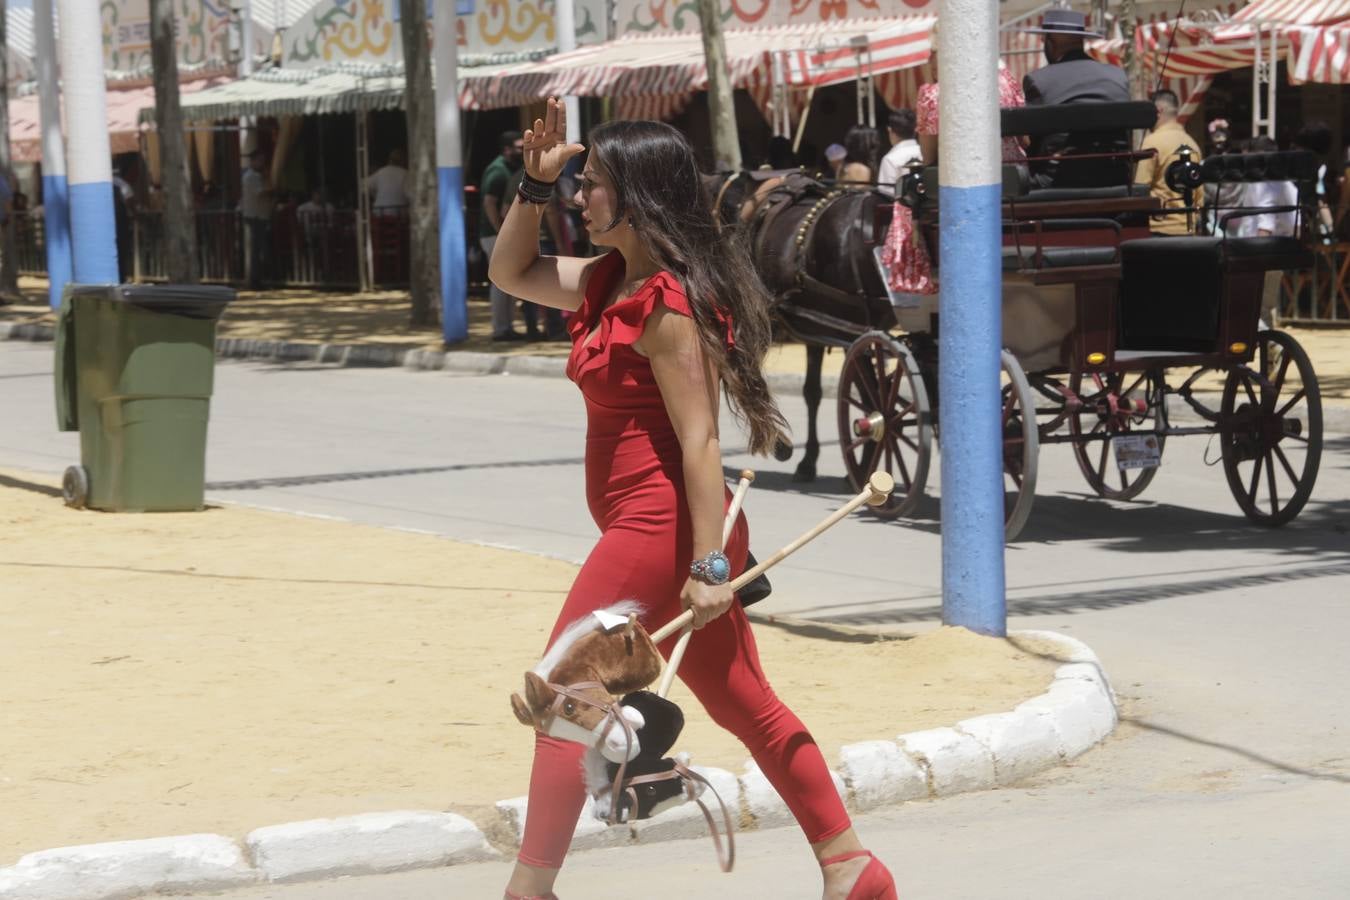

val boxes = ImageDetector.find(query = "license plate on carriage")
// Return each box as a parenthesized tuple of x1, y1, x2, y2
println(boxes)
(1112, 434, 1162, 471)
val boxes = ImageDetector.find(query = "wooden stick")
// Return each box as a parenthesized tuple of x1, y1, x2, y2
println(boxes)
(657, 470, 755, 698)
(650, 471, 894, 645)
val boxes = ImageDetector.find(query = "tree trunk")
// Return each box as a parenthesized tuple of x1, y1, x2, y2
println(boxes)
(695, 0, 741, 172)
(400, 0, 439, 328)
(150, 0, 199, 283)
(0, 0, 20, 297)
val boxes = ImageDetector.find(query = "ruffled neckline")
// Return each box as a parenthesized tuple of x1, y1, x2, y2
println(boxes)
(565, 253, 734, 385)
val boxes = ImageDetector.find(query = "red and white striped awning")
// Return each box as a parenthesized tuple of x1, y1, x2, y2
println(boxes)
(458, 16, 936, 123)
(1229, 0, 1350, 25)
(1287, 22, 1350, 80)
(781, 16, 935, 88)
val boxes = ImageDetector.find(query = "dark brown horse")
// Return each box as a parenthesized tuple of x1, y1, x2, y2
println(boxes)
(706, 171, 897, 480)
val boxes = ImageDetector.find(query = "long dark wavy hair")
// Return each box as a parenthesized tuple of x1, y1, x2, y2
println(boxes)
(588, 121, 788, 456)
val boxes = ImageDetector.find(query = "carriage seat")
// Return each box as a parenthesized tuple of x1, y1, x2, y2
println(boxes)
(1018, 184, 1151, 203)
(1000, 102, 1158, 139)
(1223, 236, 1312, 272)
(1119, 237, 1223, 352)
(1002, 245, 1117, 272)
(1199, 151, 1318, 185)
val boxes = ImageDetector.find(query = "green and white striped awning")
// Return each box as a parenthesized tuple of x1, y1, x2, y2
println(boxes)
(140, 65, 408, 123)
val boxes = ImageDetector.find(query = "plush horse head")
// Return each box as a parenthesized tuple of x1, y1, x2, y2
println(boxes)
(510, 602, 663, 762)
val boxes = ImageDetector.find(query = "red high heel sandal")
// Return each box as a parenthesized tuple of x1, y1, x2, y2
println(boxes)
(820, 849, 897, 900)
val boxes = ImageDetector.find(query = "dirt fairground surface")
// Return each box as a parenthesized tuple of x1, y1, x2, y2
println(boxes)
(0, 469, 1059, 863)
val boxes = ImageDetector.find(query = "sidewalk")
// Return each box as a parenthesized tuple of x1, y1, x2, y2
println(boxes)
(3, 277, 1347, 400)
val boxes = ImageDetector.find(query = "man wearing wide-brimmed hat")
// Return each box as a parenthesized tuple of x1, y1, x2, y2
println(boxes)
(1020, 9, 1127, 106)
(1019, 9, 1131, 187)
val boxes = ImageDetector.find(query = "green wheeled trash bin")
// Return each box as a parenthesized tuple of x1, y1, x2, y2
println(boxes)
(54, 284, 234, 511)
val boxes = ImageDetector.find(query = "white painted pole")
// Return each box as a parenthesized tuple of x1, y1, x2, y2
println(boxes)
(556, 0, 581, 140)
(56, 0, 119, 284)
(436, 0, 468, 343)
(237, 0, 254, 153)
(937, 0, 1006, 636)
(33, 0, 73, 306)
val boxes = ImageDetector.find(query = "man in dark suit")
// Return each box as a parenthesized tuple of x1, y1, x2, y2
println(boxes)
(1021, 9, 1132, 188)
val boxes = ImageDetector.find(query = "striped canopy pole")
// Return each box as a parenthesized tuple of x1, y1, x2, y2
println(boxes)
(937, 0, 1007, 637)
(435, 0, 468, 344)
(56, 0, 118, 284)
(33, 0, 72, 307)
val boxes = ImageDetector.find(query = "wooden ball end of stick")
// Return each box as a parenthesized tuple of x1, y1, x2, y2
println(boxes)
(865, 471, 895, 506)
(739, 469, 755, 483)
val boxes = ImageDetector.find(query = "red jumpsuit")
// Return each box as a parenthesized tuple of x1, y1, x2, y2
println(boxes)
(517, 252, 850, 868)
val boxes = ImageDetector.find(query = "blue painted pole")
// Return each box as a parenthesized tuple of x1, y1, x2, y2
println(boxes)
(435, 0, 468, 345)
(33, 0, 73, 308)
(937, 0, 1006, 637)
(57, 0, 119, 285)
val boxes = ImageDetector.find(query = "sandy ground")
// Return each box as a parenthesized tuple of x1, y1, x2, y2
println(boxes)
(0, 469, 1059, 863)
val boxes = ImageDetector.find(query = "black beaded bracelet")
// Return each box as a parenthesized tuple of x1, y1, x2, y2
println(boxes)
(516, 173, 556, 205)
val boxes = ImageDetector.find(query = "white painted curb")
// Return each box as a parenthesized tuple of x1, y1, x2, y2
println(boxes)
(0, 629, 1113, 898)
(246, 811, 497, 883)
(0, 834, 257, 900)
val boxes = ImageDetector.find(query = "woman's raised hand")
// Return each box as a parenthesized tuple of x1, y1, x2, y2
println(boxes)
(524, 97, 586, 184)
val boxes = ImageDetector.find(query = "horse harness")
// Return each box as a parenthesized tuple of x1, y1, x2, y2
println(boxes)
(747, 176, 878, 313)
(533, 677, 736, 872)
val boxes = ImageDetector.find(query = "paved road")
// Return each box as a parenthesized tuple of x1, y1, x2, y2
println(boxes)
(3, 341, 1348, 898)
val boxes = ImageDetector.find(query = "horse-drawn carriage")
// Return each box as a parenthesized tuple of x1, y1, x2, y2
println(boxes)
(732, 101, 1323, 540)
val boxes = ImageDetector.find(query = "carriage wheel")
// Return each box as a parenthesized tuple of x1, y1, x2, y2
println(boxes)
(1068, 369, 1167, 501)
(837, 331, 932, 519)
(1001, 352, 1039, 542)
(1220, 330, 1322, 526)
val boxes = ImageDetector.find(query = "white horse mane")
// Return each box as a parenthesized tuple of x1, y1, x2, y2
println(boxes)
(531, 600, 644, 679)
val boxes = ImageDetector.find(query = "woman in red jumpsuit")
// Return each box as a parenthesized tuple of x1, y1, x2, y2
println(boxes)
(489, 98, 897, 900)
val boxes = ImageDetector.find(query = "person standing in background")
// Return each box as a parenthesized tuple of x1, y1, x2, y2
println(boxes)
(839, 126, 881, 185)
(479, 131, 526, 341)
(876, 109, 922, 198)
(505, 164, 567, 340)
(240, 150, 273, 291)
(369, 149, 410, 211)
(824, 143, 847, 180)
(1134, 90, 1203, 236)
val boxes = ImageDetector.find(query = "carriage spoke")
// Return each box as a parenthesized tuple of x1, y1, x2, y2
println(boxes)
(873, 353, 891, 407)
(1121, 371, 1146, 398)
(1118, 466, 1129, 492)
(1096, 437, 1110, 482)
(889, 399, 917, 423)
(890, 437, 912, 489)
(885, 359, 902, 413)
(862, 436, 881, 475)
(1273, 444, 1299, 484)
(857, 362, 883, 411)
(1246, 455, 1262, 505)
(1241, 376, 1259, 409)
(846, 434, 871, 453)
(1269, 354, 1291, 409)
(1275, 387, 1307, 419)
(1265, 454, 1279, 514)
(896, 431, 919, 452)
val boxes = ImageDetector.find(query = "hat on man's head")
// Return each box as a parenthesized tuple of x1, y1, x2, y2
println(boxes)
(1018, 9, 1102, 38)
(825, 143, 847, 162)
